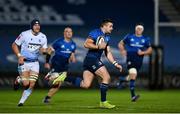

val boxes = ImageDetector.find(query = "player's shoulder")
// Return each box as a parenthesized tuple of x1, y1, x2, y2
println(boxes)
(124, 33, 133, 38)
(142, 35, 150, 40)
(71, 39, 76, 45)
(21, 29, 31, 35)
(89, 28, 102, 35)
(89, 28, 103, 39)
(54, 37, 64, 43)
(39, 32, 47, 39)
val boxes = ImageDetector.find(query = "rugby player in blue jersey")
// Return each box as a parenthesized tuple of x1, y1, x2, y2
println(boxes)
(43, 27, 76, 103)
(118, 23, 152, 102)
(66, 19, 122, 109)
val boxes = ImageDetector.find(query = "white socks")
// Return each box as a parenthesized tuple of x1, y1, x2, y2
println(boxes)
(19, 88, 32, 104)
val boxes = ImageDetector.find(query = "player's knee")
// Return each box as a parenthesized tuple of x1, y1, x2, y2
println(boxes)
(101, 75, 110, 83)
(129, 68, 137, 79)
(82, 82, 91, 89)
(29, 82, 36, 89)
(129, 68, 137, 75)
(22, 81, 29, 87)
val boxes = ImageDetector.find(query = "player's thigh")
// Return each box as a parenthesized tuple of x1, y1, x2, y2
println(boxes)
(21, 71, 30, 86)
(95, 66, 110, 82)
(82, 70, 94, 87)
(18, 63, 30, 85)
(30, 62, 40, 74)
(28, 62, 39, 88)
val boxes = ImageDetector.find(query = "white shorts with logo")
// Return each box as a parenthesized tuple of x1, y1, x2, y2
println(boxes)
(18, 61, 39, 74)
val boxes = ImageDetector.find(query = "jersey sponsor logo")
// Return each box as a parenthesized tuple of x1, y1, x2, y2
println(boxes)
(61, 45, 65, 48)
(60, 50, 72, 54)
(141, 39, 145, 43)
(28, 43, 41, 52)
(130, 43, 144, 47)
(28, 43, 41, 46)
(130, 38, 134, 42)
(71, 45, 75, 49)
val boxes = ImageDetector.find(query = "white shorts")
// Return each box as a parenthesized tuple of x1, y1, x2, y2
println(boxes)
(18, 61, 39, 74)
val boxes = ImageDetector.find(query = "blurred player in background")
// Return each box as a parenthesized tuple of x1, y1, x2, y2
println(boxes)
(65, 19, 122, 109)
(12, 19, 47, 106)
(118, 23, 152, 101)
(43, 27, 76, 103)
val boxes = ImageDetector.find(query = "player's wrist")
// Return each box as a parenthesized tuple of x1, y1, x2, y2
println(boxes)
(143, 51, 146, 55)
(96, 45, 99, 49)
(112, 61, 118, 66)
(17, 53, 21, 58)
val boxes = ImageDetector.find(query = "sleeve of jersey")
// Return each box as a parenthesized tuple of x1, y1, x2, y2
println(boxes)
(122, 34, 130, 44)
(72, 43, 76, 53)
(52, 39, 59, 50)
(88, 30, 97, 42)
(106, 36, 110, 46)
(14, 33, 24, 46)
(145, 37, 151, 48)
(42, 35, 48, 49)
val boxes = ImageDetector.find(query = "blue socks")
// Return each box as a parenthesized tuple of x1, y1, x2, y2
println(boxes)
(100, 83, 108, 102)
(130, 80, 135, 98)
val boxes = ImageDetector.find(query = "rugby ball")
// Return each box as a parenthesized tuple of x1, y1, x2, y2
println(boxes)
(96, 36, 105, 45)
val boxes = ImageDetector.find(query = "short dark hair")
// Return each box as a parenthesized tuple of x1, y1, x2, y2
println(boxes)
(100, 19, 113, 27)
(135, 22, 144, 27)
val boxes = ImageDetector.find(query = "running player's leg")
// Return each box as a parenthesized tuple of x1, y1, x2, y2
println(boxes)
(80, 70, 94, 88)
(43, 72, 67, 103)
(14, 64, 30, 90)
(128, 67, 140, 102)
(17, 63, 32, 106)
(17, 71, 31, 106)
(18, 62, 39, 106)
(18, 71, 37, 106)
(95, 66, 115, 109)
(44, 82, 61, 103)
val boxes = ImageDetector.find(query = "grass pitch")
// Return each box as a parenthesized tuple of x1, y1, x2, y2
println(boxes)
(0, 88, 180, 113)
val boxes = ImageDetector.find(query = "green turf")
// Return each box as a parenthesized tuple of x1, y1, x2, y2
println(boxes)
(0, 88, 180, 113)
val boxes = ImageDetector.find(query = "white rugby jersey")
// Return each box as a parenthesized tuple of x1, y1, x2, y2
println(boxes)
(15, 29, 47, 61)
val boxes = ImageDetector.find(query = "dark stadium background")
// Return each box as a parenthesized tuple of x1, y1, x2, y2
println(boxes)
(0, 0, 180, 89)
(1, 0, 180, 113)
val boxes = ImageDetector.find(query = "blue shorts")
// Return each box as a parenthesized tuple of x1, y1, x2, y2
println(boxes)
(83, 56, 104, 73)
(51, 55, 69, 72)
(127, 60, 142, 72)
(127, 53, 143, 72)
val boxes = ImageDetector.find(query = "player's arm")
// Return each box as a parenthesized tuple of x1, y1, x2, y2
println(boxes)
(12, 42, 21, 58)
(138, 37, 153, 56)
(12, 42, 25, 64)
(105, 46, 122, 72)
(84, 37, 99, 49)
(44, 46, 54, 69)
(138, 47, 152, 56)
(84, 37, 107, 50)
(69, 53, 76, 63)
(118, 40, 127, 57)
(40, 36, 48, 54)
